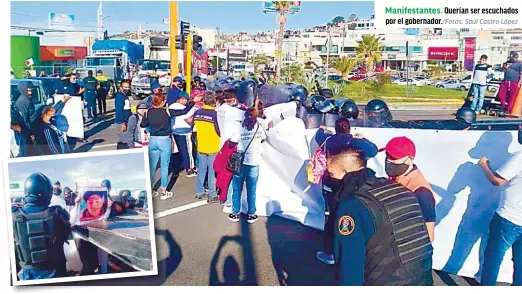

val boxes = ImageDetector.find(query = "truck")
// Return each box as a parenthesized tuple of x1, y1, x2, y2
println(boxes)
(76, 40, 144, 99)
(131, 59, 171, 99)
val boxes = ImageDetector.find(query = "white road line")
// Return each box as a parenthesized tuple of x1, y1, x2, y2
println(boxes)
(91, 143, 117, 149)
(154, 200, 209, 219)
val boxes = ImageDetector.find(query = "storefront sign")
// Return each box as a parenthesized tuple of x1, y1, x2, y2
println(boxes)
(428, 47, 459, 60)
(54, 49, 74, 57)
(464, 38, 476, 72)
(388, 54, 396, 60)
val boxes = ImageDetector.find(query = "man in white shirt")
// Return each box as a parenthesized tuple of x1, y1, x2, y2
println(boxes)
(50, 186, 67, 210)
(171, 92, 198, 178)
(478, 130, 522, 285)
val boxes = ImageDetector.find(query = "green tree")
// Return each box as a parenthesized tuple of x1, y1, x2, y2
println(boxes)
(356, 34, 384, 78)
(281, 63, 304, 83)
(332, 16, 345, 24)
(331, 56, 359, 79)
(250, 54, 269, 73)
(274, 1, 291, 78)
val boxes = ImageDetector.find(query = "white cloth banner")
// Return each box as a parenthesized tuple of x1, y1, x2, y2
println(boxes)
(58, 96, 84, 139)
(233, 117, 522, 284)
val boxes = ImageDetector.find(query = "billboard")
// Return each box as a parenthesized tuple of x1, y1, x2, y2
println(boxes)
(48, 13, 75, 30)
(464, 38, 477, 72)
(263, 1, 301, 13)
(428, 47, 459, 61)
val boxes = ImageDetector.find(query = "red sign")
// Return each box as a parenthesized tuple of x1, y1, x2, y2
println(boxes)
(464, 38, 476, 71)
(183, 50, 208, 76)
(40, 46, 88, 61)
(427, 47, 459, 61)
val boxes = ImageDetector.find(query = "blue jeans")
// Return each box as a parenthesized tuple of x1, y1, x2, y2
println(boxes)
(481, 213, 522, 286)
(232, 164, 260, 215)
(19, 268, 57, 280)
(196, 152, 217, 197)
(148, 136, 172, 189)
(471, 84, 487, 112)
(225, 180, 233, 206)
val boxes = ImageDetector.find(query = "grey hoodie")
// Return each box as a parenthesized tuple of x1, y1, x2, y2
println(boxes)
(15, 81, 36, 129)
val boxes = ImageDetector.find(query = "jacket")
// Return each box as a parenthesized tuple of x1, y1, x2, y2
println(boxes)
(15, 81, 36, 130)
(213, 139, 238, 202)
(194, 105, 221, 154)
(115, 91, 131, 124)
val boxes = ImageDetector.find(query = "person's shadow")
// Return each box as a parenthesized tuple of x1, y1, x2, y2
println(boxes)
(265, 200, 336, 286)
(439, 131, 513, 276)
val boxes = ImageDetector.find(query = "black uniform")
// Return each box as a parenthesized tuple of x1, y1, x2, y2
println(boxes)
(334, 175, 433, 286)
(12, 173, 71, 280)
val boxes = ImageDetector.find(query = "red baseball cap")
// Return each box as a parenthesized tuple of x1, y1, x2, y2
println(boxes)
(379, 136, 416, 159)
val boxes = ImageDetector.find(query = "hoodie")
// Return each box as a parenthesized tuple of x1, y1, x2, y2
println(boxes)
(213, 139, 238, 202)
(15, 81, 36, 130)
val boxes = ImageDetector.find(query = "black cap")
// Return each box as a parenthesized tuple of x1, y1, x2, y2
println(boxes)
(511, 52, 519, 59)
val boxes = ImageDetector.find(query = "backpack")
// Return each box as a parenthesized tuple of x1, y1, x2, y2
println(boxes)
(306, 137, 331, 184)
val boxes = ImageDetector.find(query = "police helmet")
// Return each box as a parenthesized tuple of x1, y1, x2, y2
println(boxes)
(139, 190, 147, 199)
(365, 99, 393, 122)
(294, 84, 308, 99)
(331, 98, 348, 114)
(315, 99, 336, 113)
(319, 88, 334, 99)
(101, 179, 112, 191)
(340, 99, 360, 119)
(455, 107, 477, 125)
(309, 95, 326, 108)
(236, 79, 258, 108)
(24, 173, 53, 202)
(225, 76, 235, 83)
(290, 89, 306, 103)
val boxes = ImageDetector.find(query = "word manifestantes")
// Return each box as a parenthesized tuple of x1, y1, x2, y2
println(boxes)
(385, 7, 441, 14)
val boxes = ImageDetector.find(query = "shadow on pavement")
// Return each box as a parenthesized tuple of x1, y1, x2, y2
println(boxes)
(74, 139, 105, 153)
(152, 153, 183, 192)
(84, 118, 115, 140)
(209, 216, 258, 285)
(265, 200, 336, 286)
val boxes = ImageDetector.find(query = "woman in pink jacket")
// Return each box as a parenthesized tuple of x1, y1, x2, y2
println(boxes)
(213, 139, 238, 203)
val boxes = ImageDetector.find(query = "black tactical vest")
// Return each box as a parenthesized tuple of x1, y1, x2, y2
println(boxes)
(12, 207, 58, 270)
(355, 178, 434, 286)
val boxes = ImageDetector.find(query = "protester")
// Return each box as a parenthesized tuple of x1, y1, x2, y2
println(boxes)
(54, 72, 84, 151)
(470, 55, 493, 115)
(478, 131, 522, 286)
(314, 118, 379, 265)
(140, 93, 173, 199)
(83, 70, 100, 119)
(15, 81, 36, 157)
(499, 52, 522, 115)
(124, 101, 148, 148)
(167, 76, 184, 107)
(193, 92, 221, 203)
(115, 81, 132, 150)
(228, 99, 267, 223)
(171, 91, 198, 177)
(379, 136, 436, 242)
(33, 106, 68, 155)
(214, 139, 238, 205)
(95, 70, 109, 114)
(12, 173, 71, 280)
(328, 147, 433, 285)
(63, 187, 76, 206)
(50, 184, 67, 210)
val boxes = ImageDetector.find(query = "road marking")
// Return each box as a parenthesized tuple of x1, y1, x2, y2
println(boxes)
(91, 143, 117, 149)
(154, 200, 209, 219)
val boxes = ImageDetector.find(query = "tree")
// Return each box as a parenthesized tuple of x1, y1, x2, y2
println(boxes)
(251, 54, 269, 73)
(356, 34, 384, 78)
(331, 56, 359, 79)
(274, 1, 291, 78)
(348, 13, 358, 22)
(281, 63, 304, 83)
(332, 16, 345, 24)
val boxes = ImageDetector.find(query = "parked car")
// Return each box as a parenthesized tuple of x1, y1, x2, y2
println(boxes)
(413, 76, 434, 85)
(393, 78, 424, 86)
(348, 74, 366, 81)
(435, 78, 470, 91)
(328, 75, 343, 81)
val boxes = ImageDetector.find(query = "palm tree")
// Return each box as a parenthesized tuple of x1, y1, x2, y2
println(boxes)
(274, 1, 291, 78)
(331, 56, 359, 79)
(356, 34, 384, 78)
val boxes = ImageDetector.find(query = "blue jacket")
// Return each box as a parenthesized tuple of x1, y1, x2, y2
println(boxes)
(167, 87, 181, 107)
(315, 128, 378, 159)
(115, 91, 131, 124)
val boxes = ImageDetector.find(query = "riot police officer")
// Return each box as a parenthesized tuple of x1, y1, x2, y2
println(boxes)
(328, 146, 433, 285)
(12, 173, 71, 280)
(363, 99, 393, 128)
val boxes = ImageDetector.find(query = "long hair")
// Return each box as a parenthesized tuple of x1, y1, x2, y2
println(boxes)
(242, 99, 265, 131)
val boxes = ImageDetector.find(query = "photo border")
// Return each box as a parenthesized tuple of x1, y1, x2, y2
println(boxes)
(2, 148, 158, 286)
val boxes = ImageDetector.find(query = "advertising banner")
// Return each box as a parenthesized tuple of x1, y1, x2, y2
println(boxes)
(246, 117, 522, 284)
(428, 47, 459, 60)
(48, 13, 75, 30)
(464, 38, 477, 72)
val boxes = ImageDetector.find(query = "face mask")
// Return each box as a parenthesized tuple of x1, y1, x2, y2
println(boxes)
(385, 161, 410, 177)
(70, 78, 77, 84)
(53, 188, 62, 196)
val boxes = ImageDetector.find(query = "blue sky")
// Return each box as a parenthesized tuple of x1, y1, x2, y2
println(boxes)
(8, 152, 147, 190)
(11, 1, 374, 34)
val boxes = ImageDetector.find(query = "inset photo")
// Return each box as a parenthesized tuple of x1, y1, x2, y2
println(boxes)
(3, 149, 158, 285)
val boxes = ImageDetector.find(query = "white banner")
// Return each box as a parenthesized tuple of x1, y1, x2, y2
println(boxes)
(374, 0, 522, 28)
(58, 96, 84, 139)
(235, 117, 522, 284)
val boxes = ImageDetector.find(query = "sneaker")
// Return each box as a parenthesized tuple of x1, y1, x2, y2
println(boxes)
(195, 194, 205, 200)
(316, 251, 335, 265)
(208, 197, 218, 204)
(475, 111, 480, 115)
(247, 214, 259, 224)
(186, 170, 197, 178)
(222, 205, 233, 214)
(228, 213, 240, 223)
(480, 109, 486, 115)
(160, 191, 173, 200)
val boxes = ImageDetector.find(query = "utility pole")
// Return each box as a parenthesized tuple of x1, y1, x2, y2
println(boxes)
(97, 0, 103, 40)
(326, 29, 331, 83)
(226, 48, 230, 75)
(186, 34, 193, 93)
(169, 1, 179, 81)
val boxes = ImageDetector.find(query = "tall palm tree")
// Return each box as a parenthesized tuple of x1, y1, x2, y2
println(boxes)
(331, 56, 359, 79)
(356, 34, 384, 78)
(274, 1, 291, 78)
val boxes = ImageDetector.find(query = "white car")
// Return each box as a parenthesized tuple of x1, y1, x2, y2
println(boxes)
(435, 78, 470, 91)
(413, 76, 434, 85)
(392, 78, 424, 86)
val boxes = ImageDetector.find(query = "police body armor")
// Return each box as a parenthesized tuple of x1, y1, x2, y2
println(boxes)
(13, 206, 61, 270)
(354, 178, 433, 286)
